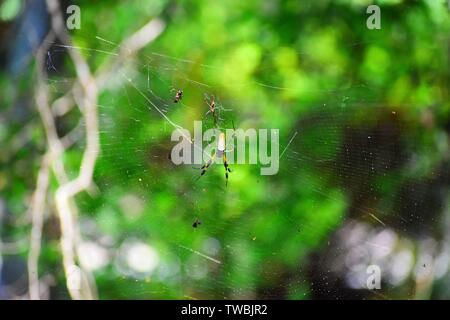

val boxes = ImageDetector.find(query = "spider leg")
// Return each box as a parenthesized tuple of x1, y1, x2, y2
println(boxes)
(204, 95, 213, 108)
(223, 154, 231, 186)
(199, 152, 216, 177)
(200, 159, 212, 176)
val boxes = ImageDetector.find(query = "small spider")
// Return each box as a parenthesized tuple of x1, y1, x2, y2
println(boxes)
(205, 94, 216, 114)
(192, 218, 202, 228)
(204, 94, 232, 128)
(173, 89, 183, 103)
(205, 94, 217, 125)
(199, 131, 232, 186)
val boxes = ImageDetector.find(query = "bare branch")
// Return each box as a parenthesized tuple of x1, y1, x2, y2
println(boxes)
(0, 238, 28, 255)
(29, 0, 165, 300)
(95, 18, 165, 88)
(29, 31, 61, 301)
(27, 154, 50, 300)
(46, 0, 98, 300)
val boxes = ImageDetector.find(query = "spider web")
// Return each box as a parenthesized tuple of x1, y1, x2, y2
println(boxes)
(38, 21, 450, 300)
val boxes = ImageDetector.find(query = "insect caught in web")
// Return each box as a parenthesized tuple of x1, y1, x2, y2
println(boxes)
(198, 131, 233, 186)
(192, 218, 202, 228)
(173, 89, 183, 103)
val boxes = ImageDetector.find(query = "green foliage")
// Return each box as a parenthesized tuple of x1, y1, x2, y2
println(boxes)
(1, 0, 450, 299)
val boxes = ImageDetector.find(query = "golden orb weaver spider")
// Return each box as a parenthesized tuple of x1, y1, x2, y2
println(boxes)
(199, 131, 233, 186)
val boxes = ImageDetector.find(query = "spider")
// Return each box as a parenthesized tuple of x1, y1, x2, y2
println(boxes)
(199, 131, 232, 186)
(204, 94, 232, 128)
(173, 89, 183, 103)
(205, 94, 216, 114)
(204, 94, 218, 126)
